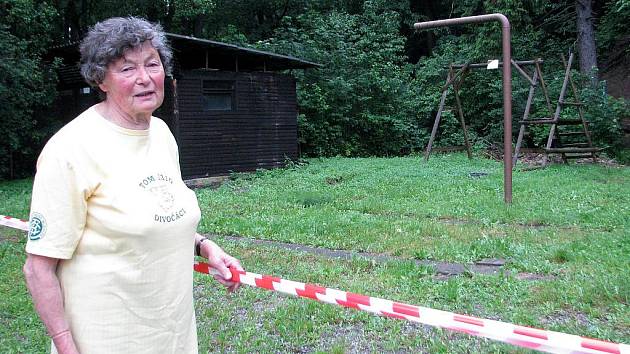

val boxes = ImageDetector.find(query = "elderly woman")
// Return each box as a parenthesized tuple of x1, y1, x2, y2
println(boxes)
(22, 17, 243, 354)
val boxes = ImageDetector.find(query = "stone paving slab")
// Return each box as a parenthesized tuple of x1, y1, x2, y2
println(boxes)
(210, 234, 508, 277)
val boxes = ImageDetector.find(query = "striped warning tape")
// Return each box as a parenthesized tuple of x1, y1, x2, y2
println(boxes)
(195, 262, 628, 354)
(1, 214, 29, 232)
(2, 214, 628, 353)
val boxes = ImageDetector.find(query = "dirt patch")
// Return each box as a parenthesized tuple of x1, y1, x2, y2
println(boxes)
(539, 309, 593, 328)
(515, 152, 562, 167)
(185, 175, 230, 189)
(0, 228, 24, 244)
(325, 176, 344, 185)
(231, 295, 288, 326)
(340, 212, 581, 232)
(538, 308, 630, 338)
(436, 215, 582, 231)
(515, 272, 556, 281)
(311, 321, 433, 353)
(514, 152, 623, 168)
(310, 324, 374, 353)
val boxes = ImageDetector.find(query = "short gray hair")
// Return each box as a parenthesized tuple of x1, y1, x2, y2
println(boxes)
(80, 17, 172, 87)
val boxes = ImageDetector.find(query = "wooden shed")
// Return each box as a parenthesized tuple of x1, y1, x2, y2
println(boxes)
(48, 33, 320, 179)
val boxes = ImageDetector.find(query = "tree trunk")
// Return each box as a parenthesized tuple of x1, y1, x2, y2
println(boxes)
(9, 150, 14, 180)
(193, 15, 204, 37)
(163, 0, 175, 32)
(576, 0, 598, 81)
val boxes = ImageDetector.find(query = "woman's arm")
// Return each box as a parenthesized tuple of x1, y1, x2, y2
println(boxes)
(195, 234, 244, 292)
(23, 254, 79, 354)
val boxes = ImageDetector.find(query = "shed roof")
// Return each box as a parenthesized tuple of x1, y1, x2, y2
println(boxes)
(168, 33, 320, 71)
(48, 32, 320, 72)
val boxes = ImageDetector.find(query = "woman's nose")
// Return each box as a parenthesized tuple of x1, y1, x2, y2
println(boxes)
(136, 66, 151, 83)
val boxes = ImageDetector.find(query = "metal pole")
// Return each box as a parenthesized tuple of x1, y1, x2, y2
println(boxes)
(415, 14, 513, 204)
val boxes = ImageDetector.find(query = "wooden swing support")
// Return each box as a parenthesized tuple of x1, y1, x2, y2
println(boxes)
(424, 59, 549, 161)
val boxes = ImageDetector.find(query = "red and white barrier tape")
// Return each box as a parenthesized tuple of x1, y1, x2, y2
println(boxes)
(195, 263, 628, 354)
(1, 214, 30, 232)
(2, 214, 628, 353)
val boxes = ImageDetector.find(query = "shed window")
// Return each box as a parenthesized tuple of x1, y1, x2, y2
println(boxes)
(202, 80, 235, 111)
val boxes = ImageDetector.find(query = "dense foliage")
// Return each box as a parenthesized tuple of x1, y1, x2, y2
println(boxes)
(259, 2, 424, 156)
(0, 0, 59, 179)
(1, 0, 628, 178)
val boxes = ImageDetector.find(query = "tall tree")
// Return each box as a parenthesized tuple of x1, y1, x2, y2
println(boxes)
(576, 0, 598, 78)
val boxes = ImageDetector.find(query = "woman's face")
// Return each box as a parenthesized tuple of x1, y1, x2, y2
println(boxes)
(98, 41, 165, 120)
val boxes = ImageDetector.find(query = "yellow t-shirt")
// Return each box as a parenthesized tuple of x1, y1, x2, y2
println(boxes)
(26, 105, 201, 354)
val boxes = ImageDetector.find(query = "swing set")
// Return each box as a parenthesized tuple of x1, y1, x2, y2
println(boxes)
(423, 52, 599, 167)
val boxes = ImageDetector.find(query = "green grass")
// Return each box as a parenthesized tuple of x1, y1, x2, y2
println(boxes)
(1, 154, 629, 352)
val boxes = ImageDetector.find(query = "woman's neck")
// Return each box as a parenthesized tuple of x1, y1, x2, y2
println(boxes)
(96, 101, 151, 130)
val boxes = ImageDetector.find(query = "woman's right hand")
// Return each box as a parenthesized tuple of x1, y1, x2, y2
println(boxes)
(23, 254, 80, 354)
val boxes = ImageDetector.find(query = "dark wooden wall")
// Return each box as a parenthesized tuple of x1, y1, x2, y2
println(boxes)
(155, 77, 175, 132)
(175, 71, 298, 179)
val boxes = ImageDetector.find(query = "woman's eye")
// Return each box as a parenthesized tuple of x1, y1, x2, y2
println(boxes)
(147, 62, 163, 72)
